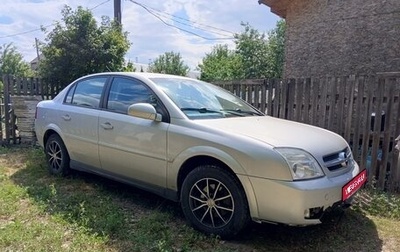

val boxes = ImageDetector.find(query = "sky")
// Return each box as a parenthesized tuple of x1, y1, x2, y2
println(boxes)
(0, 0, 280, 70)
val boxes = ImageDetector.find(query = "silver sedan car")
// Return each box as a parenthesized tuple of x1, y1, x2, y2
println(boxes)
(35, 72, 366, 238)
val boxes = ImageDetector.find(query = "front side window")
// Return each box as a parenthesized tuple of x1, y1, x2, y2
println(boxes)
(66, 77, 107, 108)
(107, 77, 156, 114)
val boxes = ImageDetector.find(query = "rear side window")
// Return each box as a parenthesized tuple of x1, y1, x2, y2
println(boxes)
(65, 77, 107, 108)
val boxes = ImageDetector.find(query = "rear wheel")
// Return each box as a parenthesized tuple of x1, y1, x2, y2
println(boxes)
(180, 165, 249, 239)
(45, 134, 70, 176)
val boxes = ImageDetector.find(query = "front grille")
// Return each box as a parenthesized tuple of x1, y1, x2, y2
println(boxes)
(323, 147, 353, 171)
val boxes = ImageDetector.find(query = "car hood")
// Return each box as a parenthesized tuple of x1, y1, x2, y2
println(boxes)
(196, 116, 348, 156)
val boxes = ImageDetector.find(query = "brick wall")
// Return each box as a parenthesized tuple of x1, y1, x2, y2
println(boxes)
(283, 0, 400, 78)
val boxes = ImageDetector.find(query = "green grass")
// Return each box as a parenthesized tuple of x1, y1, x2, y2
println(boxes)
(354, 186, 400, 219)
(0, 146, 399, 251)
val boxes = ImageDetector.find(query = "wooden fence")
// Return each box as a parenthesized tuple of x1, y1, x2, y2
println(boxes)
(214, 74, 400, 192)
(1, 75, 61, 145)
(1, 74, 400, 191)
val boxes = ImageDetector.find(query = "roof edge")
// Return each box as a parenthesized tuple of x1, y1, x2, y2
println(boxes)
(258, 0, 287, 18)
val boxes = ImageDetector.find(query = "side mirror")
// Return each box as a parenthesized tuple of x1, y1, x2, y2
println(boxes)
(128, 103, 162, 122)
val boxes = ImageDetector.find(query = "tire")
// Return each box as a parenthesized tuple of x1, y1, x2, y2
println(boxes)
(45, 134, 70, 176)
(180, 165, 250, 239)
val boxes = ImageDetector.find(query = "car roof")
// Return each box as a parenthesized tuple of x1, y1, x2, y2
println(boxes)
(82, 72, 195, 80)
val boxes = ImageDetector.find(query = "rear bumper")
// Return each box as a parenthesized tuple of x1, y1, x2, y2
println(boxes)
(248, 162, 360, 225)
(34, 119, 44, 147)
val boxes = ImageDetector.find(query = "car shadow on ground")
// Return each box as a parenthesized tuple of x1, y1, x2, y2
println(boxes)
(11, 161, 382, 252)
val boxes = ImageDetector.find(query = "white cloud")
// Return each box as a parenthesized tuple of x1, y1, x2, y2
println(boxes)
(0, 0, 280, 69)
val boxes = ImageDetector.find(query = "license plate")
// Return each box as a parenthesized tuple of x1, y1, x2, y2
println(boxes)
(342, 169, 367, 201)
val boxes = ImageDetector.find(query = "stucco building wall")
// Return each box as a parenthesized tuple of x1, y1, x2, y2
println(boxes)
(262, 0, 400, 78)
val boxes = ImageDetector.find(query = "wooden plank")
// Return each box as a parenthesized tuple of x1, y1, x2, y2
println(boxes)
(352, 76, 364, 162)
(310, 78, 319, 125)
(246, 83, 252, 105)
(235, 83, 240, 97)
(241, 83, 246, 100)
(22, 78, 28, 95)
(51, 80, 56, 99)
(34, 77, 39, 95)
(280, 79, 288, 119)
(3, 75, 11, 144)
(1, 75, 8, 144)
(273, 79, 280, 117)
(294, 79, 303, 122)
(259, 79, 267, 113)
(287, 79, 295, 121)
(336, 76, 346, 136)
(361, 76, 375, 177)
(254, 84, 260, 110)
(303, 78, 311, 124)
(0, 97, 2, 144)
(40, 79, 45, 100)
(391, 77, 400, 191)
(319, 77, 328, 128)
(30, 77, 35, 95)
(50, 81, 54, 99)
(266, 79, 273, 115)
(370, 77, 385, 188)
(260, 79, 267, 114)
(379, 77, 395, 190)
(344, 75, 356, 142)
(9, 76, 15, 96)
(15, 77, 22, 95)
(49, 80, 54, 99)
(327, 77, 336, 131)
(10, 110, 16, 144)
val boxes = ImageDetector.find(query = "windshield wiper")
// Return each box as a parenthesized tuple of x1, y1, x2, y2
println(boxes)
(221, 109, 262, 116)
(181, 107, 223, 114)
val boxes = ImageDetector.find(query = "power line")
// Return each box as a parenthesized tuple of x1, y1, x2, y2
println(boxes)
(128, 0, 235, 40)
(131, 1, 235, 35)
(146, 10, 234, 37)
(0, 0, 111, 39)
(0, 24, 53, 39)
(90, 0, 110, 11)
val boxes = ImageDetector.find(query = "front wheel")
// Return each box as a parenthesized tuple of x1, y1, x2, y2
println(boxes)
(180, 165, 249, 239)
(45, 134, 70, 176)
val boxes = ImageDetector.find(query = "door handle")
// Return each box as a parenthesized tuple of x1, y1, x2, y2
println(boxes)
(62, 115, 71, 121)
(100, 122, 114, 130)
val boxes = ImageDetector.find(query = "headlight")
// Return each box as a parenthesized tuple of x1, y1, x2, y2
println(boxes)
(274, 148, 324, 180)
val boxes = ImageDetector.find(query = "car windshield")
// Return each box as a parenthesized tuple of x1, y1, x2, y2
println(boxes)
(150, 77, 263, 120)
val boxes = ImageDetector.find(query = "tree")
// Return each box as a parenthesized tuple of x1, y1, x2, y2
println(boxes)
(234, 22, 271, 79)
(267, 20, 286, 78)
(198, 21, 285, 81)
(122, 61, 136, 72)
(0, 43, 32, 78)
(198, 44, 243, 82)
(148, 51, 189, 76)
(39, 5, 130, 87)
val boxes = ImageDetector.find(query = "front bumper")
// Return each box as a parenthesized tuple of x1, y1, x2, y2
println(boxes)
(248, 162, 360, 225)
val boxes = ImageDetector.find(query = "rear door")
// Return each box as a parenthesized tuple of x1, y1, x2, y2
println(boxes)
(60, 76, 108, 169)
(98, 76, 169, 189)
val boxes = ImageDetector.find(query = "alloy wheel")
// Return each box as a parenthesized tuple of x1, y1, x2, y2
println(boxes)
(47, 140, 63, 172)
(188, 178, 234, 228)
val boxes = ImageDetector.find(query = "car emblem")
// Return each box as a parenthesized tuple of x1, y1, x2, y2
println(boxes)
(339, 152, 347, 167)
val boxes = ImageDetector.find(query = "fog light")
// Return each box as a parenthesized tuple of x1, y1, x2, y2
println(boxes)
(304, 209, 310, 218)
(304, 207, 324, 219)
